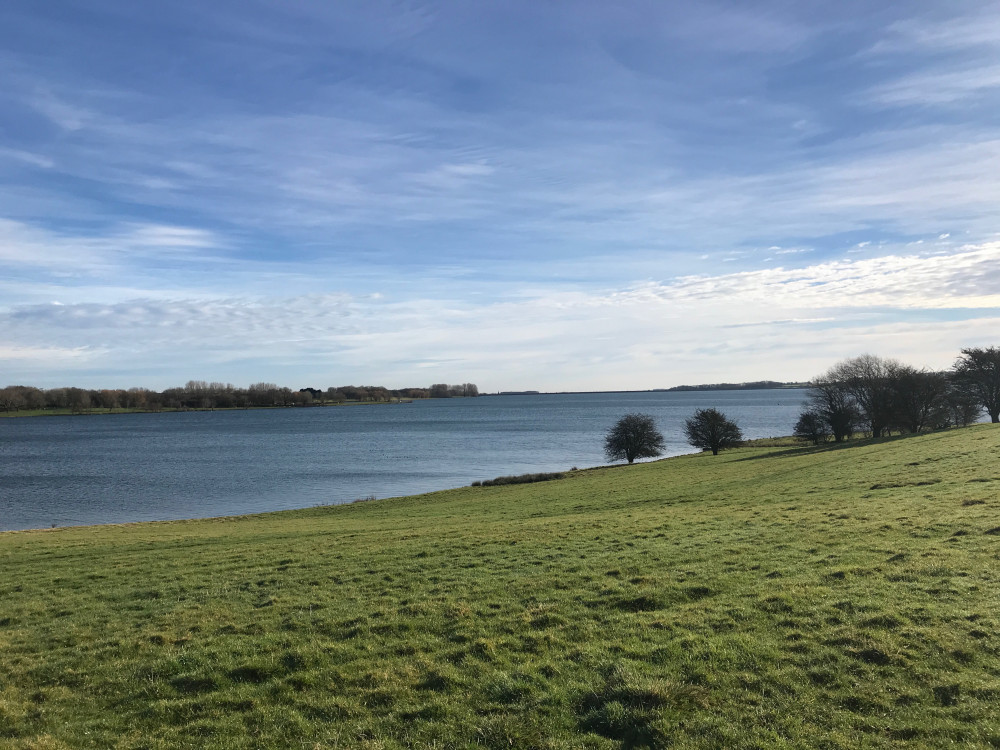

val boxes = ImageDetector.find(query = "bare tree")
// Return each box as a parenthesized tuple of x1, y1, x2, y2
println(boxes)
(806, 377, 858, 442)
(953, 347, 1000, 423)
(65, 387, 91, 413)
(45, 388, 68, 409)
(891, 367, 948, 433)
(945, 376, 983, 427)
(125, 387, 149, 409)
(684, 408, 743, 455)
(248, 382, 280, 407)
(0, 386, 44, 412)
(824, 354, 904, 437)
(0, 387, 26, 412)
(604, 413, 666, 464)
(794, 411, 830, 445)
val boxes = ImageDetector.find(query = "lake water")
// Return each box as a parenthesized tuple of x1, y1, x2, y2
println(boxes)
(0, 390, 807, 531)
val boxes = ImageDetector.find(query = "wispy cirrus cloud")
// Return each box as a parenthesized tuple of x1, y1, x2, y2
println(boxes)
(863, 10, 1000, 107)
(2, 2, 1000, 388)
(871, 12, 1000, 53)
(867, 65, 1000, 106)
(0, 219, 228, 273)
(3, 243, 998, 389)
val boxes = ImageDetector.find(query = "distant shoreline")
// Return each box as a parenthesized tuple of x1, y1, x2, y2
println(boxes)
(495, 382, 808, 396)
(3, 385, 811, 417)
(0, 400, 415, 419)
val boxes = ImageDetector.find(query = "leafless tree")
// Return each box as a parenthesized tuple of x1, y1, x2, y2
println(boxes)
(953, 347, 1000, 423)
(684, 408, 743, 455)
(891, 368, 948, 433)
(823, 354, 905, 437)
(806, 378, 858, 442)
(604, 413, 666, 464)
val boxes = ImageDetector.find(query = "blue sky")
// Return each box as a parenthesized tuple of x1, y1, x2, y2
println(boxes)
(2, 1, 1000, 391)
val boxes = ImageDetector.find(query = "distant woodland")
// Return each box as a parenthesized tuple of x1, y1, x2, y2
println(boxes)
(0, 381, 480, 414)
(661, 380, 806, 391)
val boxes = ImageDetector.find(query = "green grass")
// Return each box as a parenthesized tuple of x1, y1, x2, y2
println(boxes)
(2, 426, 1000, 748)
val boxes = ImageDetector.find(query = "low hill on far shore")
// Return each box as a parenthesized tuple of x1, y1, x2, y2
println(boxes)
(660, 380, 808, 391)
(2, 426, 998, 748)
(499, 381, 808, 395)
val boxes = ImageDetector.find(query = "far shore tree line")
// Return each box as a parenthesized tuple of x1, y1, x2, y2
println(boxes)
(0, 380, 480, 413)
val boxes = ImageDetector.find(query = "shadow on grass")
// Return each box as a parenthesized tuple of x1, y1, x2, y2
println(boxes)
(576, 664, 707, 748)
(733, 433, 926, 462)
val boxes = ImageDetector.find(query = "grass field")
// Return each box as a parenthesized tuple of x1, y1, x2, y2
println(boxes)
(2, 426, 999, 748)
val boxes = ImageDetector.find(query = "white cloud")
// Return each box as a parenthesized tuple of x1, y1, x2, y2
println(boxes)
(0, 343, 99, 363)
(0, 219, 111, 271)
(652, 244, 1000, 310)
(4, 3, 1000, 390)
(0, 219, 227, 274)
(3, 243, 998, 389)
(0, 148, 54, 169)
(872, 13, 1000, 54)
(863, 11, 1000, 108)
(29, 90, 90, 131)
(5, 48, 1000, 260)
(867, 64, 1000, 106)
(123, 224, 224, 251)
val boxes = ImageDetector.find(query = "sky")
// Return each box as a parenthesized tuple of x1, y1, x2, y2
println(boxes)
(2, 0, 1000, 392)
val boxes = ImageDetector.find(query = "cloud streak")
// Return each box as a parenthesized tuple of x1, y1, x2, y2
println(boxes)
(4, 243, 998, 389)
(1, 2, 1000, 387)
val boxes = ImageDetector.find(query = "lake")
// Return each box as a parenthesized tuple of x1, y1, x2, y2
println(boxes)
(0, 389, 808, 531)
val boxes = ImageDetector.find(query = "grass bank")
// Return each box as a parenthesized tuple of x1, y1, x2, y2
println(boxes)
(2, 426, 999, 748)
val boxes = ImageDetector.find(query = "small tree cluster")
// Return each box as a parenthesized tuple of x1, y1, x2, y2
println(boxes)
(797, 347, 997, 443)
(604, 409, 743, 464)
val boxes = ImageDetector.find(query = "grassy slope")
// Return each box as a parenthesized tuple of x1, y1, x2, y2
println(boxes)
(1, 427, 999, 749)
